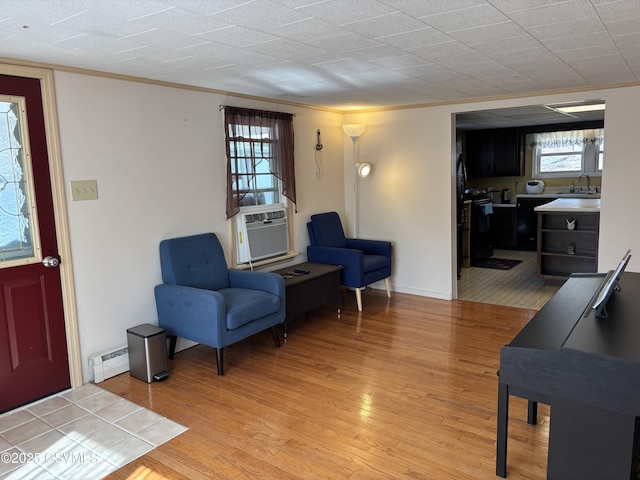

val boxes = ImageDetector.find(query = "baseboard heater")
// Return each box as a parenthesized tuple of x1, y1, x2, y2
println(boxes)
(89, 346, 129, 383)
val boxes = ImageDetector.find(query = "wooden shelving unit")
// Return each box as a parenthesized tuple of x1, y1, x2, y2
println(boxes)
(537, 211, 600, 279)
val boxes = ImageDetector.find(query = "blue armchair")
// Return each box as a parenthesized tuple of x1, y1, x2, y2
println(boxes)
(306, 212, 392, 311)
(154, 233, 285, 376)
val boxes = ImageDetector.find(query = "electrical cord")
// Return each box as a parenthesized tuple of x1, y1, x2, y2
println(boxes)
(315, 129, 324, 178)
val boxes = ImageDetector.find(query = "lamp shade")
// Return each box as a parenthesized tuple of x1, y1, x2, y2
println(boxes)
(356, 162, 371, 177)
(343, 124, 367, 138)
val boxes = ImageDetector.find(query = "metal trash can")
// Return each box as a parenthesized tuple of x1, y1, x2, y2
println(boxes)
(126, 323, 169, 383)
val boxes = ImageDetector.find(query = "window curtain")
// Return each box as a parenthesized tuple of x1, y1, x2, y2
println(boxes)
(224, 106, 296, 219)
(527, 128, 604, 149)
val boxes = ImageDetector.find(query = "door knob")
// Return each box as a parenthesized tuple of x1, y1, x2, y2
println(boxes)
(43, 256, 60, 268)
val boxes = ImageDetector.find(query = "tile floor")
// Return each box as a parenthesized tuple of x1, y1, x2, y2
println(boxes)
(457, 249, 561, 310)
(0, 383, 187, 479)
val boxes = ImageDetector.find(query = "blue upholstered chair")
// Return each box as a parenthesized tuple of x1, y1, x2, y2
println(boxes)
(306, 212, 392, 311)
(154, 233, 285, 376)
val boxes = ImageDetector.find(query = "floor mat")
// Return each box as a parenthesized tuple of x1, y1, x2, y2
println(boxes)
(0, 383, 188, 479)
(473, 258, 523, 270)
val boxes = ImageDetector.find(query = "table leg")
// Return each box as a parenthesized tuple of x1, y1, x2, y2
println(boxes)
(527, 400, 538, 425)
(337, 276, 342, 318)
(496, 381, 509, 478)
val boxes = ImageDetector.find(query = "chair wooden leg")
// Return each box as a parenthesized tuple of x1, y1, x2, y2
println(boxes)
(355, 288, 363, 311)
(384, 278, 391, 298)
(271, 326, 281, 348)
(215, 348, 224, 376)
(167, 334, 177, 360)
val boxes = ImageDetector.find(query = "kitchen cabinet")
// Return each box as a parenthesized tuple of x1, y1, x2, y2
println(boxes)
(516, 197, 554, 251)
(537, 206, 600, 280)
(465, 128, 522, 177)
(492, 205, 517, 248)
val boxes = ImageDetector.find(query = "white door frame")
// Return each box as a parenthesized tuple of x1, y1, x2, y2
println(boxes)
(1, 63, 82, 388)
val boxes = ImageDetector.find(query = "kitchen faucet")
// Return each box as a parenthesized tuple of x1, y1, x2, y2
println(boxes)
(576, 173, 590, 192)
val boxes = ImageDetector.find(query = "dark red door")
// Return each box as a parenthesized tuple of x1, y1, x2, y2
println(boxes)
(0, 74, 70, 412)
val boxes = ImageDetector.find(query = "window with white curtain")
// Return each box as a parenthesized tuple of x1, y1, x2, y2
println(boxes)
(529, 128, 604, 178)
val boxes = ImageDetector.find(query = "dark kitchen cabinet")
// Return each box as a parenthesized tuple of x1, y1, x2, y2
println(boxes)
(465, 128, 522, 177)
(492, 206, 517, 248)
(517, 197, 553, 250)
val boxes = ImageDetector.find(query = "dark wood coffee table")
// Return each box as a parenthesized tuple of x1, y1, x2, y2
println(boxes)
(273, 262, 343, 337)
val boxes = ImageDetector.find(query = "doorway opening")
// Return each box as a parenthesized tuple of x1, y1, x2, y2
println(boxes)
(454, 101, 605, 310)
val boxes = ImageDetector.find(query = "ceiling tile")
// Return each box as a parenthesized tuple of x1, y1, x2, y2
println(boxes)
(207, 0, 311, 30)
(297, 0, 397, 26)
(555, 44, 621, 61)
(193, 26, 277, 49)
(381, 0, 486, 18)
(419, 3, 510, 31)
(448, 21, 527, 44)
(541, 31, 615, 51)
(375, 27, 454, 49)
(409, 40, 475, 61)
(594, 1, 640, 23)
(488, 45, 556, 64)
(343, 45, 407, 62)
(605, 18, 640, 36)
(242, 37, 317, 58)
(269, 18, 348, 42)
(507, 0, 599, 28)
(345, 12, 430, 39)
(471, 34, 542, 55)
(526, 17, 608, 41)
(307, 33, 380, 53)
(486, 0, 575, 15)
(372, 54, 433, 69)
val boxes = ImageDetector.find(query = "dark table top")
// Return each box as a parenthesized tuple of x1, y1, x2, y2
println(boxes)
(272, 261, 343, 286)
(500, 272, 640, 413)
(506, 272, 640, 361)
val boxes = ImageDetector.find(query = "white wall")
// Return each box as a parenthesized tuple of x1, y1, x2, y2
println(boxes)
(53, 71, 640, 382)
(596, 87, 640, 269)
(342, 108, 455, 299)
(54, 72, 345, 382)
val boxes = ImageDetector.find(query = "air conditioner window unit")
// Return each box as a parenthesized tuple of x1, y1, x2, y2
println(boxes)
(236, 204, 289, 264)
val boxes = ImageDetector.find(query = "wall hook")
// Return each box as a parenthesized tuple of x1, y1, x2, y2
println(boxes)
(315, 129, 323, 151)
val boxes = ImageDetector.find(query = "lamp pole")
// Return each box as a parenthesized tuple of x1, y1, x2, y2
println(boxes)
(351, 136, 360, 238)
(343, 124, 367, 238)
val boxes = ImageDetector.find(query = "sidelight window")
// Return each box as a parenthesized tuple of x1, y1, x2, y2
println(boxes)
(0, 98, 39, 266)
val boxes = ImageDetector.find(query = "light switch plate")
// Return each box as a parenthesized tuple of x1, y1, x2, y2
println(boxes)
(71, 180, 99, 201)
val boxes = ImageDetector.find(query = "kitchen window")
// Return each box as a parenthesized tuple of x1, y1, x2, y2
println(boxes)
(530, 128, 604, 178)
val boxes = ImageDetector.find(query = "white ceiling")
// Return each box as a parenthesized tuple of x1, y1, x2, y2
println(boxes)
(456, 101, 606, 128)
(0, 0, 638, 111)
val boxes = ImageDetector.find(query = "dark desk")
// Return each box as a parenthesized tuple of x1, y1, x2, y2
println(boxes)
(497, 272, 640, 479)
(273, 262, 342, 337)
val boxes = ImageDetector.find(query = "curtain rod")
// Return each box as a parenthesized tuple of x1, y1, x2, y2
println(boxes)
(218, 104, 295, 116)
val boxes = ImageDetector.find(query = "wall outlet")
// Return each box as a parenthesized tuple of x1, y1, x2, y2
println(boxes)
(71, 180, 98, 201)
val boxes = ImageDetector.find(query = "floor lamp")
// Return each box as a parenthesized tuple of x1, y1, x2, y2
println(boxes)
(343, 124, 370, 238)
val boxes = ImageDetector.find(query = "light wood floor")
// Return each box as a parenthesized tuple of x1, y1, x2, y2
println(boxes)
(100, 288, 550, 480)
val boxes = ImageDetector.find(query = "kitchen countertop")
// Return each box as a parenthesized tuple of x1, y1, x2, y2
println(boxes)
(516, 193, 601, 199)
(534, 198, 601, 212)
